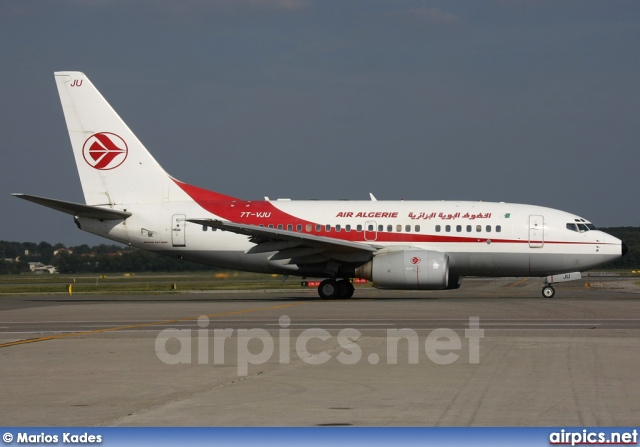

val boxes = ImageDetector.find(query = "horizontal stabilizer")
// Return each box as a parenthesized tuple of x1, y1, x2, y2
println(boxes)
(13, 194, 131, 220)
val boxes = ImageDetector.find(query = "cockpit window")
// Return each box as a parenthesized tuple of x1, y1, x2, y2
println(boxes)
(567, 222, 598, 232)
(566, 223, 578, 232)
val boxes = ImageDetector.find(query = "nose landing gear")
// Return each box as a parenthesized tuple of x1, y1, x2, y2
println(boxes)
(541, 271, 582, 298)
(541, 285, 555, 298)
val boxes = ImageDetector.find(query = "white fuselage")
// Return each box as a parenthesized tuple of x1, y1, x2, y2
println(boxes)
(78, 198, 621, 278)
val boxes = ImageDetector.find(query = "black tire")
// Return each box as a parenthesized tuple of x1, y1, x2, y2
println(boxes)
(542, 285, 555, 298)
(318, 279, 338, 299)
(337, 280, 355, 299)
(446, 275, 464, 290)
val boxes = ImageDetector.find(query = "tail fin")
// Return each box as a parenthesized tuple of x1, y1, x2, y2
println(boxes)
(55, 72, 173, 206)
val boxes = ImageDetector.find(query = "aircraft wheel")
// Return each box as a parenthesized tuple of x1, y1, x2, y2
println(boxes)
(542, 285, 555, 298)
(318, 279, 338, 299)
(337, 280, 355, 299)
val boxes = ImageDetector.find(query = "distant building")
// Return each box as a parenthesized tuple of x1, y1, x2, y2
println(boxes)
(53, 248, 73, 256)
(27, 262, 57, 274)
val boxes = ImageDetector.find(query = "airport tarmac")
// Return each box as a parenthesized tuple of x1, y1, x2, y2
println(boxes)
(1, 276, 639, 426)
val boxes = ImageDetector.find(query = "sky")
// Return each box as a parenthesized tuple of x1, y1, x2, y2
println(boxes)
(1, 0, 639, 247)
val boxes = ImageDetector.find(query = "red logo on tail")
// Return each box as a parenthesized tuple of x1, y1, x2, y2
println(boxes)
(82, 133, 128, 170)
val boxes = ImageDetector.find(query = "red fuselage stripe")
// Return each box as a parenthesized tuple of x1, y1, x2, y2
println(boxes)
(173, 180, 613, 247)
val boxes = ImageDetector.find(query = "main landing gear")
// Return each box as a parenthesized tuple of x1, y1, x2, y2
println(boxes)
(318, 279, 355, 299)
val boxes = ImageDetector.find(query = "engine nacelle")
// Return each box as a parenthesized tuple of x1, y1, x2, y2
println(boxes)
(355, 250, 449, 290)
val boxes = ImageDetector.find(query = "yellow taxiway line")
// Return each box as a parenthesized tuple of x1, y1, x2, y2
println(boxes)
(0, 302, 305, 349)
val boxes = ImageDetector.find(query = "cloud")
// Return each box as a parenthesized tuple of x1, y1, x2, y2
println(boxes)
(0, 2, 40, 18)
(1, 0, 310, 21)
(238, 0, 310, 11)
(387, 7, 465, 27)
(137, 0, 311, 18)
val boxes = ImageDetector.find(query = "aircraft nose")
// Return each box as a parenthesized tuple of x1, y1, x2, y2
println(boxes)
(622, 241, 629, 256)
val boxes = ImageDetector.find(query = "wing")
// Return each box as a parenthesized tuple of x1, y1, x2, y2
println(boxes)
(13, 194, 131, 220)
(187, 218, 380, 265)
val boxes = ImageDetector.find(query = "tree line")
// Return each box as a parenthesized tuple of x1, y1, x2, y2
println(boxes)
(602, 227, 640, 270)
(0, 241, 214, 274)
(0, 226, 638, 274)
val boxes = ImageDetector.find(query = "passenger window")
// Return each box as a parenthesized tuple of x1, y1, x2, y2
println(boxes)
(335, 224, 341, 232)
(415, 225, 420, 232)
(268, 224, 274, 229)
(357, 225, 363, 232)
(456, 225, 462, 232)
(435, 225, 441, 232)
(287, 224, 293, 231)
(278, 224, 283, 230)
(405, 225, 411, 232)
(496, 225, 501, 232)
(316, 224, 322, 232)
(306, 224, 312, 232)
(476, 225, 481, 232)
(486, 225, 491, 232)
(446, 225, 451, 232)
(346, 225, 351, 232)
(387, 225, 393, 232)
(378, 225, 384, 232)
(466, 225, 472, 232)
(296, 224, 302, 232)
(326, 224, 331, 232)
(396, 225, 402, 232)
(367, 224, 374, 231)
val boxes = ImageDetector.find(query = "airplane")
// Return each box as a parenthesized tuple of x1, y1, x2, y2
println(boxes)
(13, 72, 627, 299)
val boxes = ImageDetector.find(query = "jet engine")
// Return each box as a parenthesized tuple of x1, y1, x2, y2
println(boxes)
(355, 250, 449, 290)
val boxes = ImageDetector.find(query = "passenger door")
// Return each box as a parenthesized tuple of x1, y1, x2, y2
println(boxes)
(171, 214, 186, 247)
(529, 215, 544, 248)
